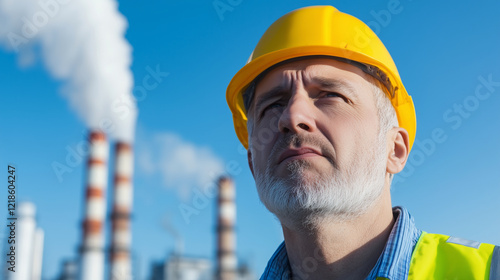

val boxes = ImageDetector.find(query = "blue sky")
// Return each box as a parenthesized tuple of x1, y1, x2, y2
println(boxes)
(1, 0, 500, 279)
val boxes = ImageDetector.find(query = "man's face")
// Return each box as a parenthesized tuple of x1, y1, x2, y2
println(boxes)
(247, 58, 389, 227)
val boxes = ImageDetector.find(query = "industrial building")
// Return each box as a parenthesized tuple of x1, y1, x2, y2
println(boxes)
(148, 254, 255, 280)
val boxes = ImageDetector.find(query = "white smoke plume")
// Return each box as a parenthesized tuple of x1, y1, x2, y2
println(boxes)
(0, 0, 137, 142)
(138, 132, 225, 201)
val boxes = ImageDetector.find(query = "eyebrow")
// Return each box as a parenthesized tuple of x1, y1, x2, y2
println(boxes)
(310, 76, 358, 100)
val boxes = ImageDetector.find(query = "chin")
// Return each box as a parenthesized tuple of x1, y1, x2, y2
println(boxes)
(276, 159, 333, 182)
(256, 167, 385, 231)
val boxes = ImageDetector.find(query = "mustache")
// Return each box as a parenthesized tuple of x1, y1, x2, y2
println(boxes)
(269, 133, 338, 169)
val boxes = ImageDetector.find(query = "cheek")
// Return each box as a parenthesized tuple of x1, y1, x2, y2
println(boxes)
(251, 115, 280, 148)
(351, 112, 380, 156)
(248, 117, 280, 165)
(320, 106, 379, 161)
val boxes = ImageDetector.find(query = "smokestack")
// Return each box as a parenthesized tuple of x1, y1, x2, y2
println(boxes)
(109, 142, 134, 280)
(216, 176, 237, 280)
(79, 131, 109, 280)
(31, 228, 44, 280)
(9, 202, 37, 280)
(7, 202, 44, 280)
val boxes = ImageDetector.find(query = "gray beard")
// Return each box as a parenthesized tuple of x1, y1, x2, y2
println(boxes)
(253, 140, 387, 231)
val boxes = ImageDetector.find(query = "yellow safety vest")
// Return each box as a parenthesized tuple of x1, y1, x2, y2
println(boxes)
(405, 232, 500, 280)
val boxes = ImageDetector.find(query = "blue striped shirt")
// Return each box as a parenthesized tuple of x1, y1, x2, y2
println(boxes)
(260, 206, 422, 280)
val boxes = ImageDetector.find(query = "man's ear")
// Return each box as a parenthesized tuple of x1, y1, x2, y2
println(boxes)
(247, 149, 255, 177)
(386, 127, 410, 174)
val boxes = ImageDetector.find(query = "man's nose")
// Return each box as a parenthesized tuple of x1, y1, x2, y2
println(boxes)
(278, 90, 316, 134)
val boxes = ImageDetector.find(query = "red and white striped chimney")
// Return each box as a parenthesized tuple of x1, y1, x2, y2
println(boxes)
(79, 131, 109, 280)
(109, 142, 134, 280)
(216, 176, 237, 280)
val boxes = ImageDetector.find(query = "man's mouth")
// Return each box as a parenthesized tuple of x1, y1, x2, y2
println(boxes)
(277, 147, 323, 164)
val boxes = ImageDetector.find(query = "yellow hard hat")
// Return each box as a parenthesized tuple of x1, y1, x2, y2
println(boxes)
(226, 5, 416, 151)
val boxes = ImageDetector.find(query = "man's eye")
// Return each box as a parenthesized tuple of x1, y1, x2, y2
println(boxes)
(267, 103, 283, 109)
(260, 103, 282, 118)
(323, 92, 349, 103)
(325, 92, 341, 98)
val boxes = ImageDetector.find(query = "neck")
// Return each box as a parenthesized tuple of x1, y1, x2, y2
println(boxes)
(282, 187, 394, 280)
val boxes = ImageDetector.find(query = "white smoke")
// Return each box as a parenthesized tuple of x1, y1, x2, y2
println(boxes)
(138, 132, 225, 201)
(0, 0, 137, 142)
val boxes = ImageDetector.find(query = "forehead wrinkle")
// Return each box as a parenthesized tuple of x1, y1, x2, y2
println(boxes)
(290, 69, 305, 93)
(259, 69, 301, 96)
(300, 65, 366, 102)
(281, 69, 300, 90)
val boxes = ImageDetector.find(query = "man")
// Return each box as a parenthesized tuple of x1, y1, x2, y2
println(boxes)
(226, 5, 499, 280)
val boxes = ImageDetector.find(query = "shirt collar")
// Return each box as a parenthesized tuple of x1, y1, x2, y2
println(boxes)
(366, 206, 422, 280)
(260, 206, 422, 280)
(260, 241, 290, 280)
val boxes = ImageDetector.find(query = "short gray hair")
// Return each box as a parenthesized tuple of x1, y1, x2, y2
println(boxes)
(370, 79, 399, 139)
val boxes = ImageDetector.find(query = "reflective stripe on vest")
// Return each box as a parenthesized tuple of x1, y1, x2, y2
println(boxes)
(408, 232, 497, 280)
